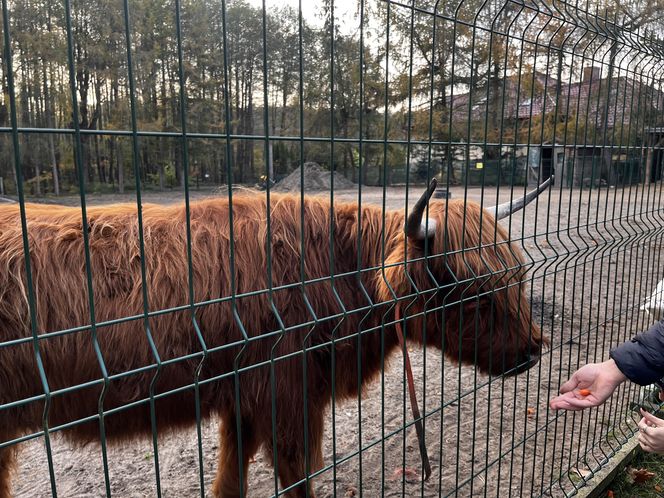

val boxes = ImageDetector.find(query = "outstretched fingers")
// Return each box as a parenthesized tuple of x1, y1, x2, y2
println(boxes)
(549, 391, 598, 411)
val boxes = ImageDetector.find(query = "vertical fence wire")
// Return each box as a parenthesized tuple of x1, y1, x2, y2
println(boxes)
(172, 0, 209, 494)
(0, 2, 58, 497)
(120, 1, 164, 494)
(61, 0, 112, 494)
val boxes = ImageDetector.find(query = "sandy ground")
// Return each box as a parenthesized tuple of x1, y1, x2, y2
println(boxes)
(7, 182, 664, 497)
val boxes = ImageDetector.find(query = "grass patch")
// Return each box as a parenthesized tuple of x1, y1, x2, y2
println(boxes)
(606, 451, 664, 497)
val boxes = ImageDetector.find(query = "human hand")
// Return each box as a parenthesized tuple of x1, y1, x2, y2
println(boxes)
(549, 359, 627, 411)
(638, 408, 664, 454)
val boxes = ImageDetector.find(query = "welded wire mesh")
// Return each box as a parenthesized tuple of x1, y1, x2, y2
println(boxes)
(1, 0, 664, 497)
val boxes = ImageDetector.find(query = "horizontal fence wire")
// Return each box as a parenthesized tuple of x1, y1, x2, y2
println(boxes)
(1, 0, 664, 496)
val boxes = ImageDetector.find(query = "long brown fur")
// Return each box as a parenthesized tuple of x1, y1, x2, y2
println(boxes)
(0, 194, 543, 497)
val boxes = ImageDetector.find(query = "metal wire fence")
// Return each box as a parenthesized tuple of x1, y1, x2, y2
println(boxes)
(1, 0, 664, 496)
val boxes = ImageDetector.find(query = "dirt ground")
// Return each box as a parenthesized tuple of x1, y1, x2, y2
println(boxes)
(9, 182, 664, 497)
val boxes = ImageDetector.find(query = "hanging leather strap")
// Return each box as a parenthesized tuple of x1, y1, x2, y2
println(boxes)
(394, 304, 432, 481)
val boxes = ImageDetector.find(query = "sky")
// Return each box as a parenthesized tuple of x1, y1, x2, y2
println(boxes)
(245, 0, 362, 33)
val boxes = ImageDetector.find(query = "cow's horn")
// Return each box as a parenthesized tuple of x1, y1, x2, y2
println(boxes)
(486, 176, 553, 220)
(406, 178, 438, 240)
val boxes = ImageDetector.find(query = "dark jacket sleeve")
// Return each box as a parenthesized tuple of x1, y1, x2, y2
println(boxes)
(610, 320, 664, 386)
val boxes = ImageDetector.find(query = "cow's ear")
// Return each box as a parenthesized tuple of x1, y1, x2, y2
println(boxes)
(375, 239, 423, 303)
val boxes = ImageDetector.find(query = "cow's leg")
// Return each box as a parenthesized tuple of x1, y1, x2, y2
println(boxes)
(212, 411, 260, 498)
(0, 445, 16, 498)
(274, 405, 324, 498)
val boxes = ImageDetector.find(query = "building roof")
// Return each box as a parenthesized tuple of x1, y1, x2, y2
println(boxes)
(445, 68, 664, 128)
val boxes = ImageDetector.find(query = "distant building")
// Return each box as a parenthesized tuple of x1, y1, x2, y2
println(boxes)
(443, 67, 664, 187)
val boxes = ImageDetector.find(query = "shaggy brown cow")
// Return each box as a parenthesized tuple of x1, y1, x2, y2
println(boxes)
(0, 180, 548, 498)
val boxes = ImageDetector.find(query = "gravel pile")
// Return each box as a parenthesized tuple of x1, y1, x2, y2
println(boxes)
(273, 162, 355, 192)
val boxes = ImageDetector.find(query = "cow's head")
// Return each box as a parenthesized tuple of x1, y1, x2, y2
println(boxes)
(377, 178, 550, 376)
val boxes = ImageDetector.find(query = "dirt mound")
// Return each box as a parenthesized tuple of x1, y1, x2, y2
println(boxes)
(273, 162, 355, 192)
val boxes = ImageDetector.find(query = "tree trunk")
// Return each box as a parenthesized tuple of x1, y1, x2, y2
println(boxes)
(11, 161, 18, 195)
(79, 70, 91, 185)
(44, 62, 60, 195)
(118, 145, 124, 194)
(248, 67, 255, 182)
(35, 158, 41, 196)
(109, 135, 115, 188)
(48, 134, 59, 196)
(94, 78, 104, 184)
(94, 136, 103, 184)
(32, 64, 42, 196)
(19, 50, 33, 191)
(159, 163, 165, 191)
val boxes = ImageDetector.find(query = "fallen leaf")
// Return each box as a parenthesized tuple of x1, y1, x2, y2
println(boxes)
(627, 467, 656, 484)
(344, 486, 358, 497)
(390, 467, 420, 483)
(527, 407, 535, 418)
(607, 491, 614, 498)
(572, 467, 592, 479)
(655, 484, 662, 492)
